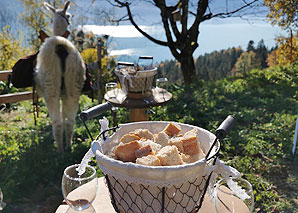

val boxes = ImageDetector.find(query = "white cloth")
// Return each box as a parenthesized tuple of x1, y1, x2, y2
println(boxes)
(207, 159, 241, 199)
(115, 68, 157, 94)
(76, 117, 109, 176)
(115, 71, 133, 95)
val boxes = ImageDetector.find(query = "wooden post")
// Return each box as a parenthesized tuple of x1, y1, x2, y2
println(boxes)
(129, 108, 149, 122)
(0, 70, 12, 81)
(97, 39, 103, 102)
(290, 28, 293, 64)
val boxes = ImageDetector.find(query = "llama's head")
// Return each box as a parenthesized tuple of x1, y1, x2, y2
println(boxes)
(44, 1, 71, 36)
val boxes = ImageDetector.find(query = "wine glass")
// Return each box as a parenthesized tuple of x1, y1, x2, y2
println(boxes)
(214, 177, 254, 213)
(62, 164, 98, 211)
(0, 188, 6, 210)
(105, 82, 119, 99)
(156, 78, 168, 93)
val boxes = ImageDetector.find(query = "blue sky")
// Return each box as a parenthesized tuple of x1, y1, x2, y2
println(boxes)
(2, 0, 284, 62)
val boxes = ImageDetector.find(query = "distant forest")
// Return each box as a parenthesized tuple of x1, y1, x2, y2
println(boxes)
(157, 39, 276, 84)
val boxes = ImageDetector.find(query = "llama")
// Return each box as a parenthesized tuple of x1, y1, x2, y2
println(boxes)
(35, 1, 86, 153)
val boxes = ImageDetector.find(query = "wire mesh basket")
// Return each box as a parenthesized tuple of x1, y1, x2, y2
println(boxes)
(80, 103, 235, 213)
(104, 171, 213, 213)
(114, 56, 157, 93)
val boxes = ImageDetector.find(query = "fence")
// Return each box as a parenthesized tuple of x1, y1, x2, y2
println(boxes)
(0, 70, 37, 104)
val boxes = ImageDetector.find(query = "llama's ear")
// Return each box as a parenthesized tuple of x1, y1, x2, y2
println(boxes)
(44, 2, 56, 14)
(63, 1, 71, 12)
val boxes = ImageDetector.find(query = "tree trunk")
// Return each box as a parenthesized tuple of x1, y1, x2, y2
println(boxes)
(178, 55, 196, 84)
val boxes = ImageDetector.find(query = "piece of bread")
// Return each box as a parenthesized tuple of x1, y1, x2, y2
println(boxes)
(155, 131, 169, 147)
(136, 155, 161, 166)
(120, 133, 140, 144)
(181, 128, 200, 155)
(156, 145, 183, 166)
(139, 139, 162, 154)
(168, 136, 184, 153)
(163, 122, 181, 137)
(135, 145, 153, 158)
(114, 140, 141, 162)
(180, 153, 200, 164)
(131, 129, 154, 140)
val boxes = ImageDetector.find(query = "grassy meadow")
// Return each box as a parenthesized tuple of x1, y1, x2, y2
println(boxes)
(0, 64, 298, 212)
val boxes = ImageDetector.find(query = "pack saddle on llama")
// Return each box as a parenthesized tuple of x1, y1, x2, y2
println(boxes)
(35, 1, 86, 153)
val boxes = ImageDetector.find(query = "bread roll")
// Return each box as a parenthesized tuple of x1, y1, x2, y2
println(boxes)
(139, 139, 162, 154)
(180, 153, 200, 164)
(156, 145, 183, 166)
(114, 140, 141, 162)
(155, 131, 169, 147)
(168, 136, 184, 153)
(163, 122, 181, 137)
(135, 145, 153, 158)
(136, 155, 161, 166)
(120, 133, 141, 144)
(131, 129, 154, 140)
(181, 128, 200, 155)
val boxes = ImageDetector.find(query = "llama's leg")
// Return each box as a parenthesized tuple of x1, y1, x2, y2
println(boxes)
(62, 44, 86, 150)
(62, 94, 80, 150)
(36, 37, 66, 152)
(45, 96, 63, 153)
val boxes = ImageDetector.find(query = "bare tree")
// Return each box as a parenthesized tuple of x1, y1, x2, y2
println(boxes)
(108, 0, 260, 84)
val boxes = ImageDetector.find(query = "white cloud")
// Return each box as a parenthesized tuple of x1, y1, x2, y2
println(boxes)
(79, 25, 162, 38)
(109, 49, 138, 56)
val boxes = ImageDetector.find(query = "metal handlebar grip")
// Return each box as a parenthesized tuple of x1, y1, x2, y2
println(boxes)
(215, 115, 235, 140)
(80, 102, 113, 122)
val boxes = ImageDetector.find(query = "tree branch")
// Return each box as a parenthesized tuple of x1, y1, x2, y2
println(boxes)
(153, 0, 180, 58)
(114, 0, 168, 46)
(184, 0, 208, 54)
(111, 14, 130, 24)
(166, 5, 181, 41)
(211, 0, 259, 19)
(180, 0, 188, 36)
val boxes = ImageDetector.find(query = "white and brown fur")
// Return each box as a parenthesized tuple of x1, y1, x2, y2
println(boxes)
(35, 1, 86, 152)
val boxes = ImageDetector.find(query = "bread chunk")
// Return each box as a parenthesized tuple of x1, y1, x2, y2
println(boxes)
(136, 155, 161, 166)
(155, 131, 169, 147)
(181, 128, 200, 155)
(114, 141, 141, 162)
(169, 136, 184, 153)
(131, 129, 154, 140)
(135, 145, 153, 158)
(163, 122, 181, 137)
(139, 139, 162, 154)
(156, 145, 183, 166)
(180, 153, 200, 164)
(120, 133, 140, 144)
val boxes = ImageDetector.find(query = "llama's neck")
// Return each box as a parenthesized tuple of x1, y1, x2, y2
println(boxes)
(53, 15, 68, 36)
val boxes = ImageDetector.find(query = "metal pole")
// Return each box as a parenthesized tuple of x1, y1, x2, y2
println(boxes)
(292, 114, 298, 155)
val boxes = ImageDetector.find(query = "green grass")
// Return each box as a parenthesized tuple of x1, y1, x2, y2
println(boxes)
(0, 96, 112, 212)
(1, 64, 298, 212)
